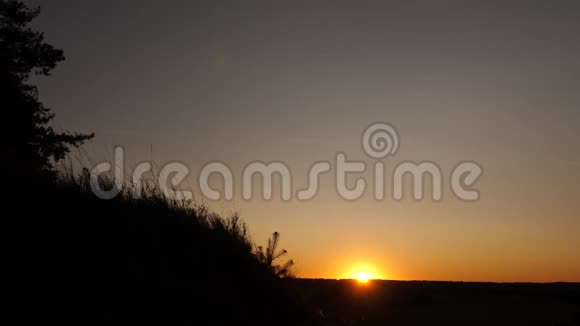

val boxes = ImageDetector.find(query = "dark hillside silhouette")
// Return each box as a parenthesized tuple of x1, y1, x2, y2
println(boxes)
(22, 179, 306, 325)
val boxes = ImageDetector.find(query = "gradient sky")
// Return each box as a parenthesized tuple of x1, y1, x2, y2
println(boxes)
(29, 1, 580, 282)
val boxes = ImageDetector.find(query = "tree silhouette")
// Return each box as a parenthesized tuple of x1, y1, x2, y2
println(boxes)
(255, 232, 295, 278)
(1, 0, 93, 177)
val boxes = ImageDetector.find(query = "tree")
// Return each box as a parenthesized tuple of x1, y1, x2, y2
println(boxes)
(1, 0, 93, 177)
(255, 232, 295, 278)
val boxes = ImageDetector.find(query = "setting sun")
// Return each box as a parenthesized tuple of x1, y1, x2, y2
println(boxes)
(343, 262, 384, 282)
(355, 272, 372, 283)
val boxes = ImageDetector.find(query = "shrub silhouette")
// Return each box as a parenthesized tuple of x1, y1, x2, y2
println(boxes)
(256, 231, 296, 278)
(1, 0, 93, 177)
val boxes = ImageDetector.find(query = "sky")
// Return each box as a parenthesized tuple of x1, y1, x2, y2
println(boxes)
(29, 0, 580, 282)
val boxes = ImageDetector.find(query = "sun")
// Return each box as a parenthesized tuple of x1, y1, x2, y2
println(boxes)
(343, 262, 384, 283)
(355, 272, 372, 283)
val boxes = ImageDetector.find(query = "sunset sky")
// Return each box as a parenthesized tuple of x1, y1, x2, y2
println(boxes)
(30, 1, 580, 282)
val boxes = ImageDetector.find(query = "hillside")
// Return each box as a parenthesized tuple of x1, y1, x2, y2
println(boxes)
(19, 178, 305, 325)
